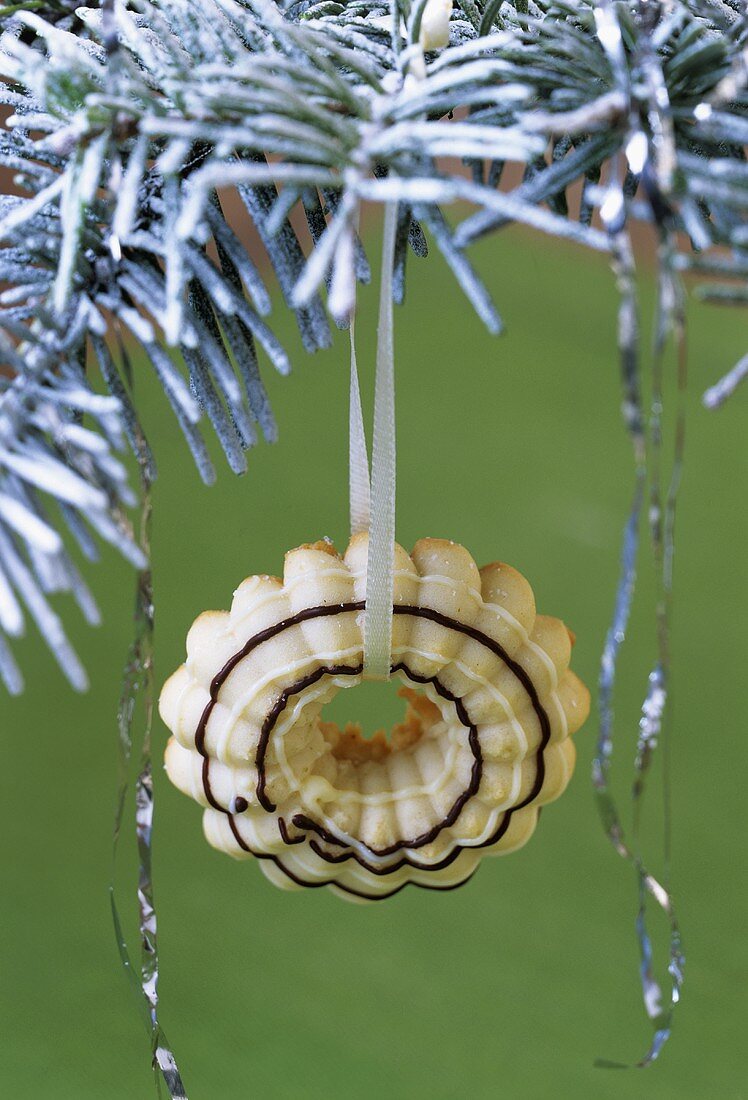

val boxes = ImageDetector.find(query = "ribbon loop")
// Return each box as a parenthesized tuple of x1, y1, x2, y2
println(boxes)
(348, 315, 370, 536)
(347, 202, 398, 680)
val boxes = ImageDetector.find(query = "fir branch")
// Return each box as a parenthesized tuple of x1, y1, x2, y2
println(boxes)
(0, 0, 746, 690)
(0, 315, 144, 692)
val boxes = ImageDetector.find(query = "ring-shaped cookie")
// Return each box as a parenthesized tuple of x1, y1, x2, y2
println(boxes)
(161, 535, 590, 902)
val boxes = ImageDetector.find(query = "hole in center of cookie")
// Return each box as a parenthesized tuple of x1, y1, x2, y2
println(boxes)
(267, 669, 477, 851)
(320, 682, 442, 763)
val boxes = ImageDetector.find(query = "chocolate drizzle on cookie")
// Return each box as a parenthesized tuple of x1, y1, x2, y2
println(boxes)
(192, 600, 551, 892)
(224, 811, 476, 901)
(253, 660, 483, 852)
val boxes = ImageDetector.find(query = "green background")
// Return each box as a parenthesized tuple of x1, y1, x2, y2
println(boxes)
(2, 226, 746, 1098)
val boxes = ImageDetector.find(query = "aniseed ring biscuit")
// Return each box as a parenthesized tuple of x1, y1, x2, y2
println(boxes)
(160, 536, 590, 902)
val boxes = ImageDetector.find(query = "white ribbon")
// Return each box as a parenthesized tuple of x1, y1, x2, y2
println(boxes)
(348, 313, 370, 535)
(348, 202, 398, 680)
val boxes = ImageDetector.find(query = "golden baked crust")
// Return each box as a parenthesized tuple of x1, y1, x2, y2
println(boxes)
(160, 536, 590, 902)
